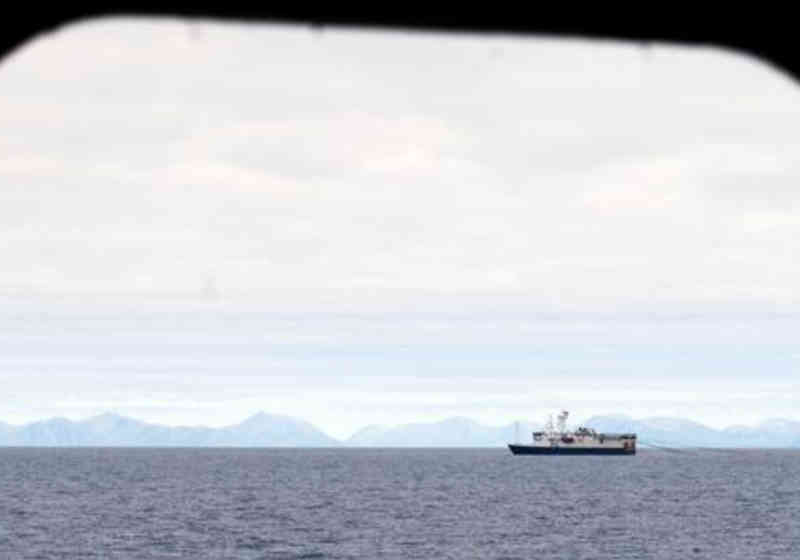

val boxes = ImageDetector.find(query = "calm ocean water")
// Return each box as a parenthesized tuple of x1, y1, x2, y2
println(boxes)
(0, 448, 798, 559)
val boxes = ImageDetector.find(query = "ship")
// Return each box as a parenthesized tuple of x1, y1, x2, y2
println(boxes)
(508, 410, 636, 455)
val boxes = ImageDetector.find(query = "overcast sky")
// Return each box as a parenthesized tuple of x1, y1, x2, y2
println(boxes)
(1, 18, 799, 438)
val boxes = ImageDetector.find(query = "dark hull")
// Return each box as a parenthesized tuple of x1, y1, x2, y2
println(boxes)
(508, 444, 635, 455)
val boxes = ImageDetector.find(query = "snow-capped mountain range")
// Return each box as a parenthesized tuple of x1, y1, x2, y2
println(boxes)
(0, 413, 798, 448)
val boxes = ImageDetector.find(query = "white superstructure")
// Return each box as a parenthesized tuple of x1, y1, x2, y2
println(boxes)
(509, 410, 636, 455)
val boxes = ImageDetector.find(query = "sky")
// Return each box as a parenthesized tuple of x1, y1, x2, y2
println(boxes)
(1, 18, 799, 439)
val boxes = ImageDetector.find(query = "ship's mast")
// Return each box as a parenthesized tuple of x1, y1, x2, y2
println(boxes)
(544, 414, 555, 436)
(556, 410, 569, 435)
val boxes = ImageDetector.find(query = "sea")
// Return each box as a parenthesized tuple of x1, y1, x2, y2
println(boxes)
(0, 448, 798, 559)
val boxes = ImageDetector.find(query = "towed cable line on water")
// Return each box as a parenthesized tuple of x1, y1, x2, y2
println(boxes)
(637, 441, 743, 454)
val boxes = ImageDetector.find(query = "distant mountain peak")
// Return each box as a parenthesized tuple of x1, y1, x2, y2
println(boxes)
(238, 411, 267, 423)
(33, 416, 73, 425)
(237, 411, 302, 427)
(436, 416, 482, 426)
(83, 412, 127, 424)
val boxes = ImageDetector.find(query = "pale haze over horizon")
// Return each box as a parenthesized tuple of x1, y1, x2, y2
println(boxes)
(1, 18, 799, 440)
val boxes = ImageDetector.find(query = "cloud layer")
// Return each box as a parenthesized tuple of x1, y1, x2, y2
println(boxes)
(1, 19, 799, 434)
(2, 19, 800, 308)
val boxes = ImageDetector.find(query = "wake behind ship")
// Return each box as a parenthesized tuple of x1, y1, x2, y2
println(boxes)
(509, 410, 636, 455)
